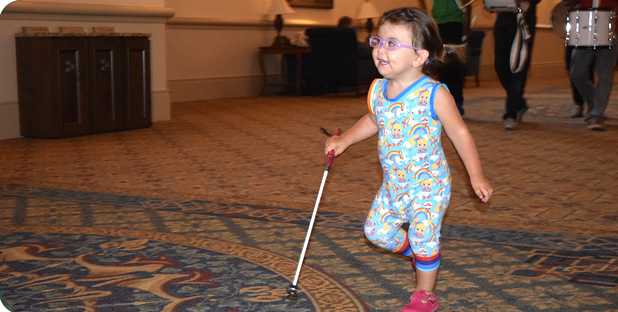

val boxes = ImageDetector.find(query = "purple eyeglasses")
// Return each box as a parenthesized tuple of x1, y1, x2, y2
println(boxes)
(369, 36, 423, 51)
(369, 36, 429, 65)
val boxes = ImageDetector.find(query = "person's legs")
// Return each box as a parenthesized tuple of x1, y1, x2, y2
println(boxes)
(401, 195, 447, 311)
(494, 25, 515, 98)
(401, 267, 439, 312)
(415, 268, 438, 293)
(570, 49, 596, 114)
(495, 10, 536, 124)
(364, 205, 407, 253)
(509, 11, 536, 122)
(566, 46, 585, 110)
(494, 24, 520, 120)
(588, 48, 618, 122)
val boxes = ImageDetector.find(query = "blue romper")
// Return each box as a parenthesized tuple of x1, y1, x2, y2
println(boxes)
(363, 77, 451, 272)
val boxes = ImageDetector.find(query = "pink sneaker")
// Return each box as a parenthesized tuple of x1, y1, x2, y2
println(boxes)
(400, 291, 439, 312)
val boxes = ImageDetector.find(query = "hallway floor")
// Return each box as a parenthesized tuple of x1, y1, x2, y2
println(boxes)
(0, 77, 617, 311)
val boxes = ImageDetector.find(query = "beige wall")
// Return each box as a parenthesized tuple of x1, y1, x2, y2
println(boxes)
(166, 0, 568, 103)
(165, 0, 431, 102)
(167, 0, 426, 22)
(0, 0, 568, 140)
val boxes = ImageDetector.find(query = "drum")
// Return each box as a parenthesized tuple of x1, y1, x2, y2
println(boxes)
(484, 0, 517, 12)
(566, 9, 615, 48)
(551, 1, 570, 39)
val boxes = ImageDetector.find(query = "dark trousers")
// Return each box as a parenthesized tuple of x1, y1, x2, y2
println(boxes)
(494, 10, 536, 120)
(566, 45, 594, 107)
(437, 22, 465, 112)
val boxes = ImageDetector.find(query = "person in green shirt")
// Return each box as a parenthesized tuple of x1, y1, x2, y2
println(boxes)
(427, 0, 467, 115)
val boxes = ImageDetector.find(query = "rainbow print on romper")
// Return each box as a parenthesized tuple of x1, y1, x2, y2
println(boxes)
(405, 163, 413, 172)
(414, 168, 438, 182)
(413, 208, 431, 222)
(422, 80, 436, 89)
(403, 115, 414, 125)
(394, 232, 413, 256)
(410, 123, 430, 136)
(431, 145, 442, 156)
(424, 136, 436, 146)
(394, 192, 408, 203)
(387, 150, 404, 162)
(429, 231, 440, 243)
(380, 211, 400, 224)
(388, 102, 404, 113)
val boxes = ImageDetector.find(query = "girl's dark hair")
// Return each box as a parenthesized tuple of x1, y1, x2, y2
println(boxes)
(379, 7, 463, 77)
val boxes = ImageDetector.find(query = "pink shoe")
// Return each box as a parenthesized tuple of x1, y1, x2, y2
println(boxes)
(400, 291, 439, 312)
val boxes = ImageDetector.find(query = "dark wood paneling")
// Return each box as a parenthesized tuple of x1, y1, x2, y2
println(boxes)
(15, 35, 151, 138)
(125, 37, 151, 129)
(89, 37, 122, 134)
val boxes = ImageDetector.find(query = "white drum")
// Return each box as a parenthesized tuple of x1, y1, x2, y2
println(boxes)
(484, 0, 517, 12)
(567, 9, 615, 48)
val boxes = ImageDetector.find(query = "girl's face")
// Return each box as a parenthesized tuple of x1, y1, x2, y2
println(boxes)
(372, 22, 425, 82)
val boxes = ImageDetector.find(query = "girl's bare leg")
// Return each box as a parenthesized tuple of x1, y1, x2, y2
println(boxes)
(415, 267, 438, 294)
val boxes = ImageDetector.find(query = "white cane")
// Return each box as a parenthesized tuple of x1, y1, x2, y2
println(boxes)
(287, 128, 341, 301)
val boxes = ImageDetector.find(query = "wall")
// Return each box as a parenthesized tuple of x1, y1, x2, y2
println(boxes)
(463, 0, 566, 81)
(0, 0, 569, 139)
(166, 0, 568, 103)
(165, 0, 428, 102)
(0, 0, 173, 140)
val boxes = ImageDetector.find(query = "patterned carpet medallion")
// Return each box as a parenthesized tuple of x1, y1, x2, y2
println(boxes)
(1, 185, 618, 311)
(0, 226, 366, 312)
(1, 83, 618, 311)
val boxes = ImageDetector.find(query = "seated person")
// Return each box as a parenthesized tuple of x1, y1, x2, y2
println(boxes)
(337, 16, 353, 28)
(292, 16, 371, 55)
(336, 16, 373, 58)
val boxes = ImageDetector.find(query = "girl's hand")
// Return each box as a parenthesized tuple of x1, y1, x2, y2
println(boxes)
(470, 175, 492, 203)
(324, 135, 349, 156)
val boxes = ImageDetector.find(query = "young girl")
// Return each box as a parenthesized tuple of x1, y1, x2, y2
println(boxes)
(324, 7, 492, 312)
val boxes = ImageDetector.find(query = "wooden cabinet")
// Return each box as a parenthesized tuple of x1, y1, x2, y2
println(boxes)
(15, 34, 152, 138)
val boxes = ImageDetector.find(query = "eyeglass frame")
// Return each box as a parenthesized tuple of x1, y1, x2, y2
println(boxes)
(369, 36, 423, 52)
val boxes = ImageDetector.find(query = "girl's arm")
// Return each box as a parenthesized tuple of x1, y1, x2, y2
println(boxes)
(434, 86, 493, 202)
(324, 113, 378, 156)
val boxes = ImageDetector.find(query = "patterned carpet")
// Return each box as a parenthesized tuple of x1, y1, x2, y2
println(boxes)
(0, 77, 618, 311)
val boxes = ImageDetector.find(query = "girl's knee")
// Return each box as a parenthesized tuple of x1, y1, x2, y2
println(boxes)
(364, 224, 374, 240)
(365, 224, 396, 247)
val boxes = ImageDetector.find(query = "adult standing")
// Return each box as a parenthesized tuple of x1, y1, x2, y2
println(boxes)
(427, 0, 467, 115)
(567, 0, 618, 130)
(494, 0, 541, 130)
